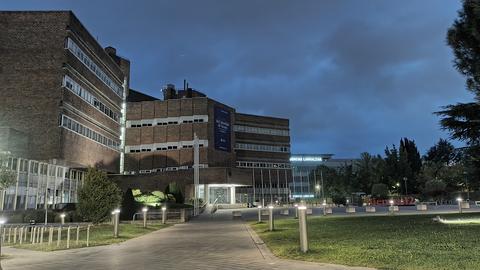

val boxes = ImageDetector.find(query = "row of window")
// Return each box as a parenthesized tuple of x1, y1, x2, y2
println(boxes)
(127, 115, 208, 128)
(130, 164, 209, 175)
(63, 75, 119, 122)
(5, 158, 84, 180)
(234, 143, 290, 153)
(127, 140, 208, 153)
(236, 161, 291, 169)
(234, 125, 289, 137)
(60, 115, 120, 151)
(65, 38, 123, 97)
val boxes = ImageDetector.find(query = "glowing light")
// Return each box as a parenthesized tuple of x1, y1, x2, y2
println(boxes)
(142, 207, 148, 212)
(389, 200, 394, 205)
(457, 197, 463, 202)
(162, 206, 167, 211)
(268, 205, 274, 209)
(298, 206, 307, 210)
(294, 204, 298, 207)
(60, 213, 66, 218)
(315, 185, 320, 190)
(0, 218, 6, 225)
(435, 216, 480, 225)
(257, 205, 262, 209)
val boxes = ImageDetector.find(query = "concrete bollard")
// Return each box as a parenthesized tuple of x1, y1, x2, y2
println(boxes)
(86, 225, 90, 247)
(257, 206, 263, 222)
(8, 227, 11, 243)
(40, 227, 44, 244)
(19, 227, 23, 244)
(66, 226, 71, 249)
(48, 227, 53, 245)
(30, 227, 34, 243)
(57, 227, 62, 247)
(366, 206, 376, 213)
(268, 205, 274, 231)
(180, 209, 186, 223)
(298, 206, 308, 253)
(346, 206, 356, 213)
(294, 204, 299, 219)
(13, 227, 17, 244)
(76, 226, 80, 245)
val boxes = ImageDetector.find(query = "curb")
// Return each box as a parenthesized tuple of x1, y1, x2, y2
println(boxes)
(244, 224, 276, 261)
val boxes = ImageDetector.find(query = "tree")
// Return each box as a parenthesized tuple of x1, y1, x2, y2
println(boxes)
(165, 182, 184, 204)
(371, 183, 389, 199)
(0, 153, 16, 209)
(77, 168, 122, 223)
(120, 188, 138, 221)
(424, 139, 457, 165)
(0, 153, 16, 190)
(437, 0, 480, 183)
(424, 179, 447, 201)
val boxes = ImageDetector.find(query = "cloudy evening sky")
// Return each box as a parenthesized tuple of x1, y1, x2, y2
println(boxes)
(1, 0, 474, 158)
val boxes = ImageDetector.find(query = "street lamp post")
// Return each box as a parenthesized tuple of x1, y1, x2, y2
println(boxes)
(142, 207, 148, 228)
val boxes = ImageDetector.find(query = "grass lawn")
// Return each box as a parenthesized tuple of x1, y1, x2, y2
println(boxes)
(251, 213, 480, 270)
(8, 223, 169, 251)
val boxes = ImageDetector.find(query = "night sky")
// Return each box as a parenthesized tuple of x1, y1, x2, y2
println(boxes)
(1, 0, 474, 158)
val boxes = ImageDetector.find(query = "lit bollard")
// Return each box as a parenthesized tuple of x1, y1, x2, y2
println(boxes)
(298, 205, 308, 253)
(162, 206, 167, 224)
(322, 202, 327, 216)
(60, 213, 66, 225)
(142, 207, 148, 228)
(294, 204, 299, 219)
(112, 209, 120, 238)
(457, 197, 463, 213)
(257, 205, 263, 223)
(268, 205, 274, 231)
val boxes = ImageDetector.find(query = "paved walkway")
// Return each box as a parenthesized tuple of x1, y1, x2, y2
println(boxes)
(2, 211, 373, 270)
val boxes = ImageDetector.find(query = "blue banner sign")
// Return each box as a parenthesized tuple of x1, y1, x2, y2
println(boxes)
(214, 106, 231, 152)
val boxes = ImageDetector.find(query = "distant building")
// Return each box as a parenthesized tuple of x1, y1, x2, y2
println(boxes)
(290, 154, 357, 199)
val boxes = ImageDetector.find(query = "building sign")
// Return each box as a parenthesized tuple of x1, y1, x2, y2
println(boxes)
(214, 106, 231, 152)
(290, 156, 323, 162)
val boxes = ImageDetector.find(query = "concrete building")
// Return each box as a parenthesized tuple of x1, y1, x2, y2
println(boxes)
(0, 11, 130, 173)
(111, 85, 292, 206)
(0, 11, 130, 210)
(290, 154, 357, 199)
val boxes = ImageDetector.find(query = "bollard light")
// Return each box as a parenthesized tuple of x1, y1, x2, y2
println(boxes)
(268, 205, 274, 231)
(162, 206, 167, 224)
(298, 205, 308, 253)
(294, 204, 299, 219)
(389, 200, 394, 215)
(60, 213, 66, 225)
(113, 208, 120, 237)
(457, 197, 463, 213)
(322, 201, 327, 216)
(142, 207, 148, 228)
(257, 205, 263, 223)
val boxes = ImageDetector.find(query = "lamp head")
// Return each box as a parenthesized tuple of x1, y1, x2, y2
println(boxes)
(142, 207, 148, 212)
(161, 206, 167, 211)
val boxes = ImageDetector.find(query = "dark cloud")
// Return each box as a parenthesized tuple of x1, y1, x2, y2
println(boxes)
(1, 0, 473, 157)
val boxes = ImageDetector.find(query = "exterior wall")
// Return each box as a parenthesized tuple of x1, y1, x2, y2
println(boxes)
(0, 11, 129, 173)
(124, 97, 235, 173)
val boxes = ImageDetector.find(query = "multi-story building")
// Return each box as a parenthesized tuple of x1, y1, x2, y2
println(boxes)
(0, 11, 130, 210)
(112, 85, 292, 206)
(290, 154, 358, 199)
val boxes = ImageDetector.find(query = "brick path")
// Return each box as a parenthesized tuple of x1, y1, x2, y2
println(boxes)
(2, 211, 373, 270)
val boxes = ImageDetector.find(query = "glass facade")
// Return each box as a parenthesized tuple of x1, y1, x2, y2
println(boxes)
(1, 157, 84, 211)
